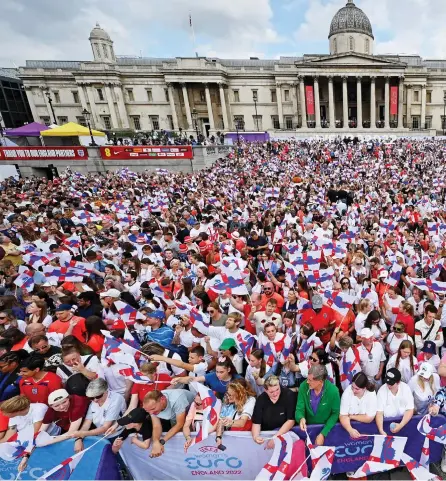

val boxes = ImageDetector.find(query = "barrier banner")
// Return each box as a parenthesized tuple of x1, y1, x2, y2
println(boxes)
(390, 86, 398, 115)
(120, 415, 446, 480)
(100, 145, 193, 160)
(305, 86, 315, 116)
(0, 147, 88, 161)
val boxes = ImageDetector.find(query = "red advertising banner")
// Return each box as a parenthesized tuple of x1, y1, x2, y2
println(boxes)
(390, 86, 398, 116)
(0, 147, 88, 161)
(100, 145, 193, 160)
(305, 86, 315, 116)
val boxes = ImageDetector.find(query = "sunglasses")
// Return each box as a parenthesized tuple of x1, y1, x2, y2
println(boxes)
(0, 317, 7, 320)
(309, 356, 319, 362)
(34, 345, 49, 352)
(89, 393, 104, 401)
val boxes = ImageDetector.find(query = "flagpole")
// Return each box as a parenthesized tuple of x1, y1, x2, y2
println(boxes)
(289, 453, 311, 480)
(189, 12, 198, 58)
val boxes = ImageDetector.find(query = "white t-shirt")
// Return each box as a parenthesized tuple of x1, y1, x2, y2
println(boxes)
(387, 355, 419, 384)
(6, 320, 27, 334)
(409, 373, 441, 414)
(234, 397, 256, 420)
(340, 385, 378, 417)
(56, 355, 105, 383)
(209, 326, 249, 356)
(383, 294, 404, 325)
(8, 403, 48, 430)
(103, 363, 131, 395)
(376, 382, 415, 418)
(386, 333, 413, 356)
(86, 390, 126, 438)
(156, 349, 184, 376)
(357, 342, 386, 378)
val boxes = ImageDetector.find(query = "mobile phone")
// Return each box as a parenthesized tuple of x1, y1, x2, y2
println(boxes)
(218, 444, 227, 451)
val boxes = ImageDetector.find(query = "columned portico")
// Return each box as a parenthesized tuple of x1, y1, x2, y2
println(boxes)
(204, 83, 215, 131)
(398, 77, 404, 129)
(342, 77, 348, 128)
(356, 76, 362, 128)
(384, 77, 390, 129)
(314, 76, 321, 129)
(328, 76, 335, 128)
(182, 83, 193, 130)
(370, 77, 376, 127)
(298, 77, 306, 127)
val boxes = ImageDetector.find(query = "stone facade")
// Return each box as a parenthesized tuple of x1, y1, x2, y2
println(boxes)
(17, 1, 446, 135)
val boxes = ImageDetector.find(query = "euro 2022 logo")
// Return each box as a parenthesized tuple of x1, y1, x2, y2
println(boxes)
(185, 445, 243, 470)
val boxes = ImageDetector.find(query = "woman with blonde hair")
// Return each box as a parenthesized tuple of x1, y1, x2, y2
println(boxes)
(387, 340, 418, 383)
(215, 379, 257, 447)
(408, 362, 441, 415)
(354, 299, 373, 334)
(385, 321, 412, 356)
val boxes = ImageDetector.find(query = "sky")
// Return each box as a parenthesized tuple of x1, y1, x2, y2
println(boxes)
(1, 0, 446, 67)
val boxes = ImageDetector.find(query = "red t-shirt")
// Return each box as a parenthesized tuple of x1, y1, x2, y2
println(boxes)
(48, 316, 86, 342)
(19, 372, 63, 404)
(86, 334, 105, 354)
(42, 394, 90, 432)
(260, 293, 284, 313)
(395, 312, 415, 338)
(131, 374, 172, 404)
(301, 307, 336, 343)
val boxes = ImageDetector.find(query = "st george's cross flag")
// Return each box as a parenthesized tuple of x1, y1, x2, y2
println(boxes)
(419, 436, 430, 468)
(296, 332, 322, 362)
(236, 332, 256, 362)
(306, 433, 335, 480)
(189, 382, 221, 447)
(417, 414, 446, 444)
(292, 251, 321, 272)
(113, 300, 146, 325)
(411, 278, 446, 294)
(400, 452, 441, 481)
(321, 290, 356, 317)
(350, 435, 407, 478)
(339, 345, 362, 391)
(256, 432, 298, 480)
(384, 264, 402, 287)
(41, 266, 84, 283)
(305, 268, 335, 289)
(23, 251, 56, 269)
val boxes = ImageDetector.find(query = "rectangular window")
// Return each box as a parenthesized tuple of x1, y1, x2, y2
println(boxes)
(425, 116, 432, 128)
(97, 88, 104, 101)
(76, 116, 87, 127)
(253, 115, 262, 130)
(234, 115, 244, 129)
(442, 115, 446, 129)
(233, 90, 240, 102)
(150, 115, 160, 130)
(167, 115, 174, 130)
(146, 89, 153, 102)
(102, 116, 111, 129)
(57, 116, 67, 124)
(40, 116, 50, 126)
(200, 90, 206, 102)
(165, 89, 169, 102)
(285, 116, 293, 129)
(426, 91, 432, 103)
(53, 91, 60, 103)
(271, 90, 277, 103)
(414, 91, 420, 102)
(284, 90, 290, 101)
(126, 89, 134, 101)
(131, 116, 141, 130)
(252, 89, 258, 102)
(72, 91, 80, 104)
(271, 115, 280, 129)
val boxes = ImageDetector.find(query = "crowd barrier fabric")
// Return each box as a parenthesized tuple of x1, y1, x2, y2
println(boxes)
(120, 414, 446, 480)
(0, 437, 119, 480)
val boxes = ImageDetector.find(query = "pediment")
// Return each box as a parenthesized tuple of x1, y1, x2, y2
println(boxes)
(298, 52, 404, 67)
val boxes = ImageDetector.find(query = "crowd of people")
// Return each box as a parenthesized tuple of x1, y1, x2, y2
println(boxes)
(0, 136, 446, 477)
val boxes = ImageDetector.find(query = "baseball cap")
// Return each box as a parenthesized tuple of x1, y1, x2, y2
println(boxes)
(55, 304, 73, 312)
(385, 368, 401, 386)
(48, 389, 69, 405)
(220, 338, 237, 351)
(231, 231, 240, 240)
(276, 269, 286, 277)
(130, 226, 139, 231)
(117, 407, 147, 426)
(42, 281, 56, 287)
(378, 271, 388, 279)
(184, 236, 192, 243)
(99, 288, 121, 298)
(360, 327, 374, 339)
(198, 241, 207, 252)
(421, 340, 436, 354)
(147, 310, 164, 320)
(312, 294, 323, 310)
(418, 362, 434, 380)
(179, 244, 188, 254)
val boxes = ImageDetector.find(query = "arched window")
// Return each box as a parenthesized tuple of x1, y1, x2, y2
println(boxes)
(365, 38, 370, 54)
(333, 38, 337, 54)
(349, 36, 354, 51)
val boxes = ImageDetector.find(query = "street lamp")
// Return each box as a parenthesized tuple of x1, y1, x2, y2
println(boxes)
(191, 109, 199, 142)
(235, 118, 245, 159)
(443, 93, 446, 136)
(253, 91, 259, 131)
(82, 109, 98, 147)
(45, 91, 57, 125)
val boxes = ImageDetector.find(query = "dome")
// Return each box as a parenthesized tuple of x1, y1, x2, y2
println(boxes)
(89, 23, 111, 41)
(329, 0, 374, 39)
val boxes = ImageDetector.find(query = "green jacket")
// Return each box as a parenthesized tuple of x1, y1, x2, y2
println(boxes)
(295, 379, 340, 437)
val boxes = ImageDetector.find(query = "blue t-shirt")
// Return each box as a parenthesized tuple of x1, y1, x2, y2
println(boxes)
(204, 373, 241, 398)
(145, 325, 174, 349)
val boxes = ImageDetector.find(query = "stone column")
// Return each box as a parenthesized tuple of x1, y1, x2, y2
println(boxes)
(328, 76, 335, 128)
(384, 77, 390, 129)
(24, 87, 39, 122)
(398, 76, 404, 129)
(314, 76, 321, 129)
(421, 85, 427, 129)
(167, 83, 179, 130)
(204, 83, 215, 130)
(276, 83, 284, 128)
(370, 77, 376, 128)
(291, 82, 298, 126)
(406, 84, 412, 128)
(299, 76, 306, 127)
(342, 76, 348, 128)
(85, 86, 99, 128)
(76, 84, 89, 112)
(218, 83, 229, 131)
(356, 76, 362, 129)
(104, 84, 119, 129)
(113, 85, 129, 128)
(182, 83, 193, 130)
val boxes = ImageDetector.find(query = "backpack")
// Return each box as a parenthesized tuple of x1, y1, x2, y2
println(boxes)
(58, 355, 94, 396)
